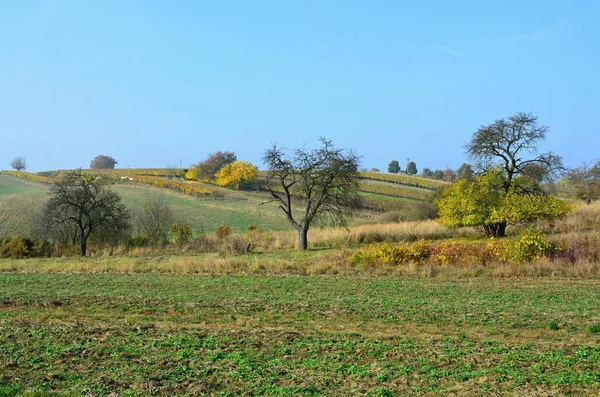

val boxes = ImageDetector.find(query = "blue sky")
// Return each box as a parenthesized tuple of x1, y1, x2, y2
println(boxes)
(1, 0, 599, 172)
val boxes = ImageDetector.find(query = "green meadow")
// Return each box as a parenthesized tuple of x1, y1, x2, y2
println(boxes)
(1, 273, 599, 395)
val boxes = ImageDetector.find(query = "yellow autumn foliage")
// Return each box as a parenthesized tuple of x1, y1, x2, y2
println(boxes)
(215, 161, 258, 189)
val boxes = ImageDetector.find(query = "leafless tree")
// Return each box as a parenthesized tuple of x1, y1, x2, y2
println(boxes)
(466, 112, 563, 193)
(566, 160, 600, 205)
(134, 194, 175, 245)
(263, 138, 361, 250)
(10, 156, 27, 172)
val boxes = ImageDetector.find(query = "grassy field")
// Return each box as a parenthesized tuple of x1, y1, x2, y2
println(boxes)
(0, 174, 49, 197)
(0, 272, 598, 395)
(0, 175, 302, 234)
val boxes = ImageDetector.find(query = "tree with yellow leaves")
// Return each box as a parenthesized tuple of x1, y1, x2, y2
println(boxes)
(215, 161, 258, 189)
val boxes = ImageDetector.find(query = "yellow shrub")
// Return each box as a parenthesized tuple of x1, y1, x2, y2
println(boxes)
(215, 161, 257, 189)
(509, 229, 549, 262)
(350, 240, 431, 266)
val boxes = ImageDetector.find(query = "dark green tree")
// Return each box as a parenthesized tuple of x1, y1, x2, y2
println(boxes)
(90, 155, 118, 169)
(456, 163, 474, 180)
(388, 160, 401, 174)
(422, 168, 433, 178)
(406, 161, 417, 175)
(432, 170, 445, 180)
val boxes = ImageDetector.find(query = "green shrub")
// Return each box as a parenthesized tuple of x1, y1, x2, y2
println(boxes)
(587, 323, 600, 334)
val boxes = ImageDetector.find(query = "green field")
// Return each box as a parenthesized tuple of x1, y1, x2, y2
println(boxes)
(1, 272, 598, 395)
(0, 174, 49, 197)
(0, 169, 436, 230)
(0, 175, 300, 234)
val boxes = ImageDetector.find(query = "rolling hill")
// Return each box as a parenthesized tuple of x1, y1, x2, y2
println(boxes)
(0, 168, 446, 236)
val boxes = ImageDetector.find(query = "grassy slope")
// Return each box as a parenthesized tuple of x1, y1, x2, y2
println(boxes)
(0, 175, 293, 233)
(0, 175, 372, 235)
(0, 273, 598, 395)
(0, 174, 48, 197)
(112, 184, 295, 232)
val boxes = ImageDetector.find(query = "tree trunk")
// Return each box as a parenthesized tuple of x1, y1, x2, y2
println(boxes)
(485, 222, 507, 238)
(298, 225, 309, 250)
(80, 237, 87, 256)
(496, 222, 507, 238)
(79, 224, 87, 256)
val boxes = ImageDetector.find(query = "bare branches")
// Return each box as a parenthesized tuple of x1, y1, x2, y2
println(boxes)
(566, 159, 600, 204)
(42, 169, 130, 256)
(262, 138, 361, 249)
(466, 112, 562, 192)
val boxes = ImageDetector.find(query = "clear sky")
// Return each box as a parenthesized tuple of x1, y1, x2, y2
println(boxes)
(1, 0, 599, 172)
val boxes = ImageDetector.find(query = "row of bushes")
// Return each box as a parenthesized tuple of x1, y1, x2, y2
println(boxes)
(132, 176, 213, 196)
(0, 237, 77, 258)
(39, 168, 183, 178)
(358, 181, 433, 201)
(0, 171, 54, 184)
(350, 230, 556, 267)
(0, 223, 278, 259)
(359, 171, 448, 190)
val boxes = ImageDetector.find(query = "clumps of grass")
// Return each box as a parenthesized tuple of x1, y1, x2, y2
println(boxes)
(547, 321, 560, 331)
(587, 324, 600, 334)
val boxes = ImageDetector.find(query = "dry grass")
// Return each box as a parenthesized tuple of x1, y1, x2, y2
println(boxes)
(259, 220, 477, 250)
(540, 200, 600, 234)
(3, 245, 600, 278)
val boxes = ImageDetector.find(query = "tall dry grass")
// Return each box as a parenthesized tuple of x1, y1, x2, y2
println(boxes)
(539, 200, 600, 234)
(260, 220, 477, 250)
(2, 248, 599, 278)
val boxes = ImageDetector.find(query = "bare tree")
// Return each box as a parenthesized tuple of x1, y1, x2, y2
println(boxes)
(134, 194, 175, 245)
(566, 160, 600, 204)
(10, 156, 27, 172)
(42, 169, 130, 256)
(466, 112, 563, 193)
(263, 138, 361, 250)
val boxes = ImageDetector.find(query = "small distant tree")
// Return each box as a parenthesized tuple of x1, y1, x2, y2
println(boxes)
(42, 170, 130, 256)
(432, 170, 445, 180)
(263, 138, 361, 250)
(422, 168, 433, 178)
(457, 163, 474, 180)
(566, 160, 600, 204)
(90, 155, 118, 169)
(10, 156, 27, 172)
(215, 161, 258, 189)
(443, 168, 456, 182)
(406, 161, 417, 175)
(388, 160, 401, 174)
(370, 168, 380, 173)
(187, 151, 236, 182)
